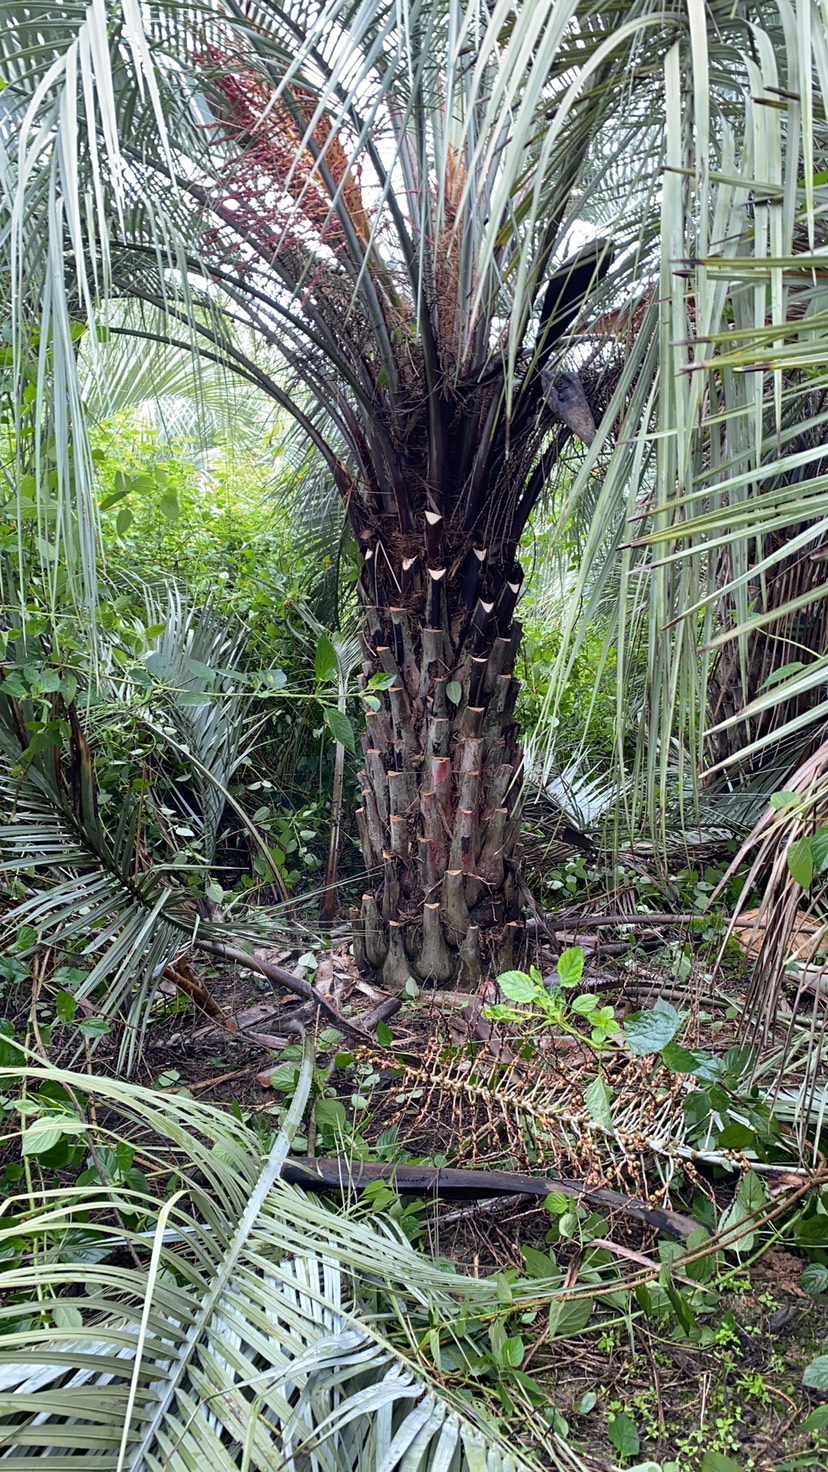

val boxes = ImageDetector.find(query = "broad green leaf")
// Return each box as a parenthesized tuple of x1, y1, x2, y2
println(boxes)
(55, 991, 77, 1024)
(159, 493, 180, 522)
(261, 1063, 300, 1092)
(584, 1075, 614, 1132)
(52, 1304, 83, 1329)
(313, 1098, 347, 1131)
(317, 1029, 343, 1049)
(548, 1295, 593, 1338)
(802, 1406, 828, 1431)
(0, 1021, 19, 1067)
(803, 1355, 828, 1390)
(556, 947, 584, 988)
(99, 486, 131, 511)
(176, 690, 211, 707)
(662, 1273, 697, 1335)
(77, 1018, 110, 1040)
(22, 1116, 86, 1157)
(796, 1216, 828, 1247)
(623, 1002, 681, 1055)
(769, 791, 800, 810)
(184, 657, 215, 683)
(521, 1246, 561, 1281)
(759, 662, 806, 691)
(661, 1041, 703, 1073)
(323, 707, 355, 753)
(718, 1170, 768, 1254)
(116, 507, 133, 534)
(801, 1263, 828, 1296)
(684, 1227, 716, 1284)
(607, 1411, 639, 1460)
(736, 1170, 767, 1212)
(497, 971, 537, 1003)
(701, 1455, 746, 1472)
(812, 828, 828, 874)
(634, 1283, 653, 1317)
(511, 1369, 548, 1406)
(787, 835, 813, 891)
(717, 1121, 754, 1149)
(445, 680, 462, 705)
(144, 651, 176, 681)
(315, 635, 338, 685)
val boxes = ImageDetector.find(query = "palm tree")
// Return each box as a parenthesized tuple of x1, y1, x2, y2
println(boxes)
(0, 0, 629, 988)
(3, 0, 828, 996)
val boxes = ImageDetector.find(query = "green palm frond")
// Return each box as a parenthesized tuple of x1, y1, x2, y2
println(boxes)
(0, 0, 671, 612)
(543, 2, 828, 817)
(0, 1046, 580, 1472)
(0, 592, 268, 1068)
(0, 690, 191, 1071)
(81, 309, 281, 455)
(137, 585, 251, 861)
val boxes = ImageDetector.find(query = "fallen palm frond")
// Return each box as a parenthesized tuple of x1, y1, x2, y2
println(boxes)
(0, 1044, 591, 1472)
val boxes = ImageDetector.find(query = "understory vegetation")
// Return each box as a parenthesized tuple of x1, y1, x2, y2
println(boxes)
(4, 2, 828, 1470)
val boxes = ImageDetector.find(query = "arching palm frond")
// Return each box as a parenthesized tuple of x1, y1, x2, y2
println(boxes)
(137, 584, 252, 861)
(0, 0, 661, 616)
(81, 309, 281, 456)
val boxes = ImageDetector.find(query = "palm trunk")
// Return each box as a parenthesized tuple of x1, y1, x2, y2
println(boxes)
(352, 526, 525, 990)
